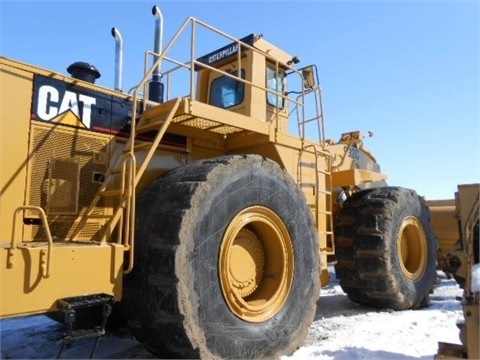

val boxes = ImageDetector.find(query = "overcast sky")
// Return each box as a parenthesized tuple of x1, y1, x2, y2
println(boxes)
(1, 0, 478, 199)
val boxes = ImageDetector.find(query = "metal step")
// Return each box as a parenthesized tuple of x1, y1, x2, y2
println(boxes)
(56, 294, 115, 359)
(135, 120, 166, 134)
(101, 189, 123, 197)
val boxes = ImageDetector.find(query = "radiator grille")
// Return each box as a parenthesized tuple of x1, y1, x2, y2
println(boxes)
(26, 122, 113, 241)
(46, 157, 80, 214)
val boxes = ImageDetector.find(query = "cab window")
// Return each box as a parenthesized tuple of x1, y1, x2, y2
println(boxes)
(266, 66, 285, 109)
(209, 69, 245, 109)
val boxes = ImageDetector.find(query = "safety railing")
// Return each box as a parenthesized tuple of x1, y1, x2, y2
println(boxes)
(298, 144, 334, 254)
(9, 206, 53, 277)
(70, 15, 329, 272)
(132, 16, 325, 143)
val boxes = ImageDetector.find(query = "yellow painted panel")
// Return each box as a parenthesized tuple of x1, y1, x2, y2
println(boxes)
(332, 168, 387, 188)
(188, 100, 270, 135)
(0, 60, 33, 242)
(427, 199, 459, 251)
(0, 243, 124, 318)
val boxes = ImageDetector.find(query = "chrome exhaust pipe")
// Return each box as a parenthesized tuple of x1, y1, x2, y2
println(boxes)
(111, 27, 124, 92)
(151, 5, 163, 80)
(149, 5, 164, 102)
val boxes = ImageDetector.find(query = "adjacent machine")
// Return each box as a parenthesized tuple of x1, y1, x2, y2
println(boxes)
(433, 184, 479, 360)
(1, 6, 465, 358)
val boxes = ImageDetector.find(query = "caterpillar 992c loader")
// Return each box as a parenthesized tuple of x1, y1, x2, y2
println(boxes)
(0, 6, 439, 358)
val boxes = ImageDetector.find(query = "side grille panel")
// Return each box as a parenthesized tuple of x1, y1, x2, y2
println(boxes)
(25, 122, 114, 241)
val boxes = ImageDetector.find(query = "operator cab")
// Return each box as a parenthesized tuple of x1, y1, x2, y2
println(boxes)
(195, 34, 306, 134)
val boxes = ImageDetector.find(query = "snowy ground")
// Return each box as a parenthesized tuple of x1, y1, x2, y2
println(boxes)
(283, 269, 464, 360)
(0, 267, 464, 359)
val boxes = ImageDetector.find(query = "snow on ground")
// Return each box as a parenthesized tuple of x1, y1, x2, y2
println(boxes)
(0, 267, 464, 359)
(283, 268, 464, 360)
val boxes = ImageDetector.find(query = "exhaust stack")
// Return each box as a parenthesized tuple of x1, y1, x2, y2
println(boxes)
(148, 5, 164, 103)
(111, 27, 124, 92)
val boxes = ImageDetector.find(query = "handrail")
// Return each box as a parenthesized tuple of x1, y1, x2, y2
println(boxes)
(60, 15, 327, 278)
(9, 206, 53, 277)
(296, 84, 325, 143)
(107, 14, 327, 274)
(133, 15, 320, 140)
(298, 144, 334, 253)
(122, 99, 180, 274)
(121, 152, 136, 274)
(300, 145, 321, 226)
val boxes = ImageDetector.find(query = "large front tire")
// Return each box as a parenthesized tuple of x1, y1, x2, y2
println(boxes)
(121, 155, 320, 358)
(334, 187, 437, 310)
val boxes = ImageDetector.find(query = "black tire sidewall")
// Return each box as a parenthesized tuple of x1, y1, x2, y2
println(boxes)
(181, 157, 318, 358)
(335, 187, 438, 310)
(385, 189, 437, 308)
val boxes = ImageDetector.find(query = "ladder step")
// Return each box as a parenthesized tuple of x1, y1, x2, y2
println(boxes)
(298, 117, 322, 125)
(57, 293, 114, 312)
(316, 189, 332, 195)
(141, 100, 178, 122)
(64, 328, 105, 340)
(110, 166, 140, 174)
(56, 294, 114, 359)
(123, 142, 152, 153)
(101, 189, 123, 197)
(68, 99, 179, 244)
(308, 205, 332, 215)
(83, 214, 112, 219)
(136, 120, 165, 134)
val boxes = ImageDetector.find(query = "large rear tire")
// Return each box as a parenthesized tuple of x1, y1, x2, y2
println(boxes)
(334, 187, 437, 310)
(121, 155, 320, 358)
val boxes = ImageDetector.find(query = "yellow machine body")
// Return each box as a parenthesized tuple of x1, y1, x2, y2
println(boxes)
(5, 11, 461, 360)
(432, 184, 479, 360)
(0, 20, 386, 319)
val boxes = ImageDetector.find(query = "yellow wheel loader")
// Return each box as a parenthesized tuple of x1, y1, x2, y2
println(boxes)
(0, 6, 440, 358)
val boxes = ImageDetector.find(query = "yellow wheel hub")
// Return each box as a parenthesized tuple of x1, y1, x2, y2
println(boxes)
(219, 206, 294, 323)
(227, 228, 264, 297)
(397, 216, 428, 282)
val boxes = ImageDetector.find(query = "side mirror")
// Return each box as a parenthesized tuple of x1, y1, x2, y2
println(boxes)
(302, 66, 316, 89)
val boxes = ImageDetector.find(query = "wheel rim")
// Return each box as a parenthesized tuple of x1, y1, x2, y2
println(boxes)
(219, 206, 294, 323)
(396, 216, 428, 282)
